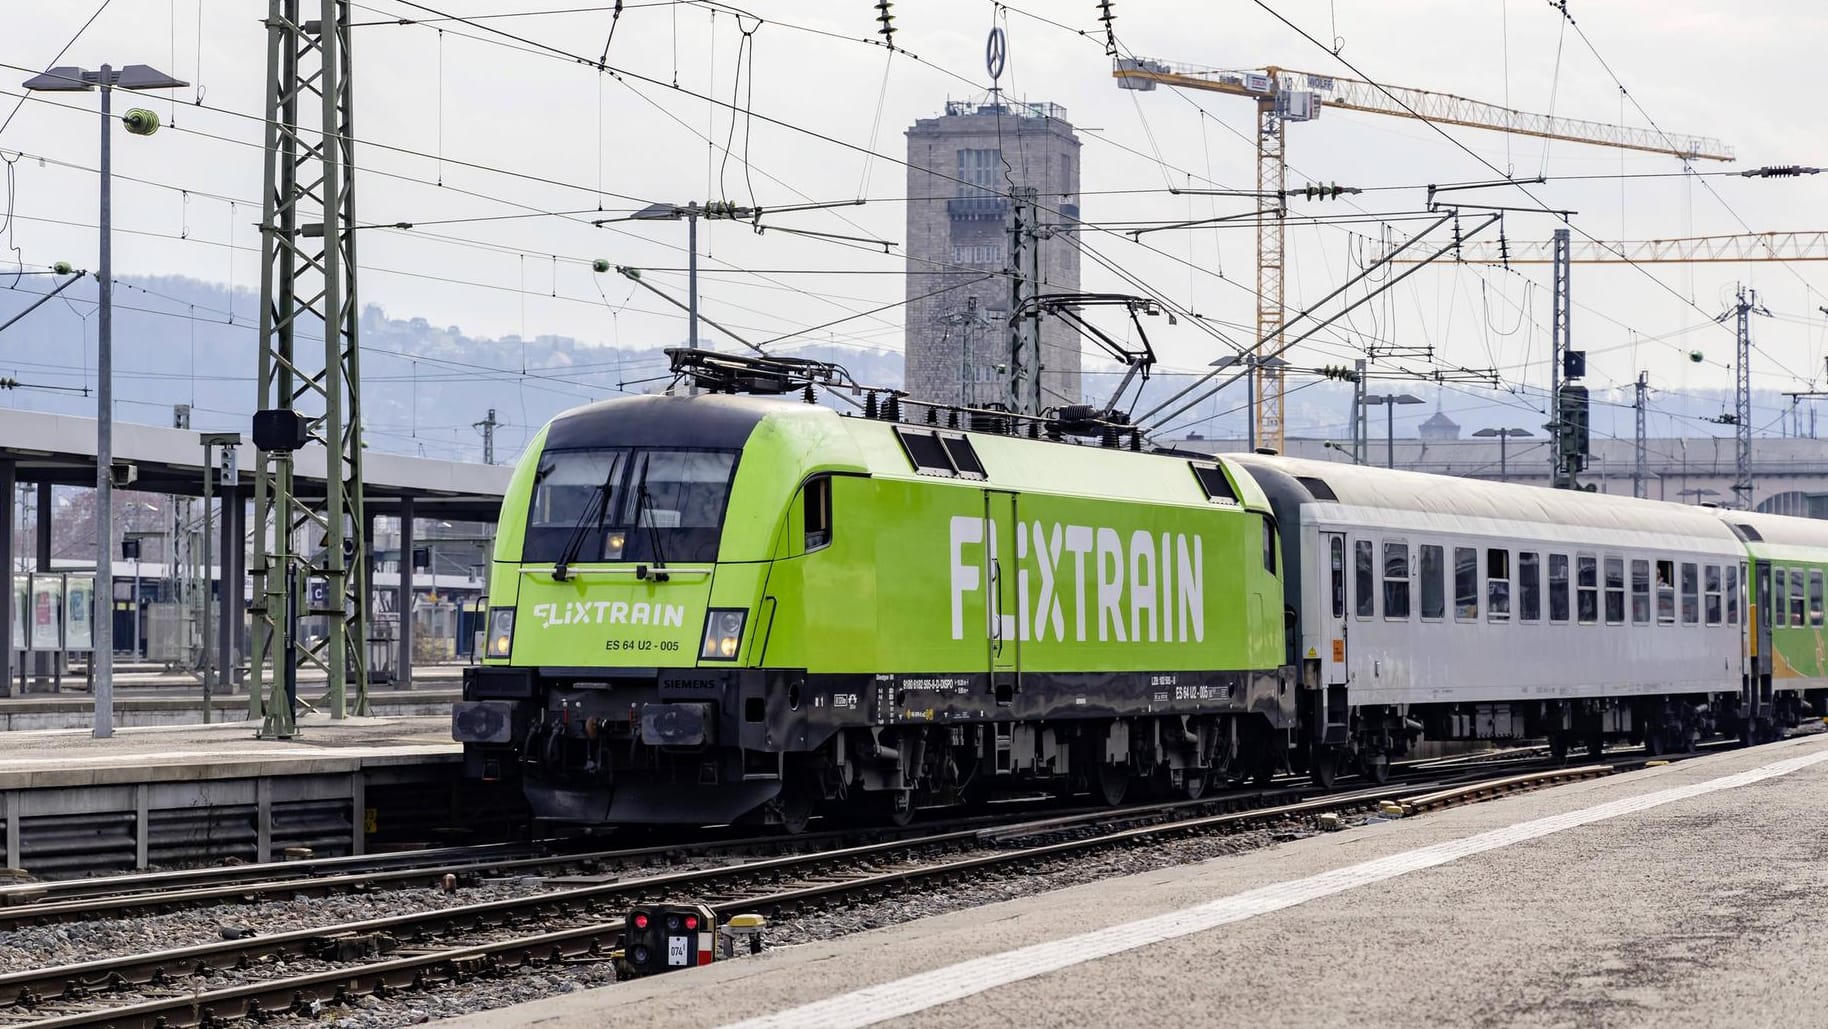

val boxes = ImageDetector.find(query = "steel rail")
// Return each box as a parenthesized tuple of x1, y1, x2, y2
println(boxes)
(7, 771, 1529, 1029)
(4, 747, 1740, 1026)
(7, 749, 1732, 1029)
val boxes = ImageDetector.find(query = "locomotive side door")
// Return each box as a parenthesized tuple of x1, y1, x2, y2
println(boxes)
(1320, 531, 1349, 686)
(984, 490, 1021, 705)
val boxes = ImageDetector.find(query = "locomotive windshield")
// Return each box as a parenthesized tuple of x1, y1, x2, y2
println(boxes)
(524, 447, 738, 564)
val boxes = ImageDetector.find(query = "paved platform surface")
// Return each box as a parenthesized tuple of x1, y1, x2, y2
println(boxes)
(0, 664, 465, 729)
(0, 714, 458, 788)
(436, 733, 1828, 1029)
(0, 688, 459, 731)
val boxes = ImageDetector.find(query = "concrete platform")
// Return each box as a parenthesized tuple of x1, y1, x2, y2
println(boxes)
(0, 716, 480, 875)
(0, 687, 460, 731)
(0, 714, 457, 788)
(436, 733, 1828, 1029)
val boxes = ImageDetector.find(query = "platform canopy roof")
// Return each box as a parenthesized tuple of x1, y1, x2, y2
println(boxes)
(0, 408, 512, 520)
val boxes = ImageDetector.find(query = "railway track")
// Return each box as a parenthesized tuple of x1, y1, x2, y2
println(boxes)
(0, 749, 1696, 1029)
(0, 795, 1148, 928)
(0, 740, 1678, 928)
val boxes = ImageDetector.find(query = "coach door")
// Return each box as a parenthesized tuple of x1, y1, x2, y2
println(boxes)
(985, 490, 1021, 705)
(1750, 560, 1773, 722)
(1321, 532, 1348, 685)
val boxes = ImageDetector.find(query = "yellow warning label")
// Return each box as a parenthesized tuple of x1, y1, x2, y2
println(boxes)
(1305, 647, 1318, 659)
(363, 807, 378, 834)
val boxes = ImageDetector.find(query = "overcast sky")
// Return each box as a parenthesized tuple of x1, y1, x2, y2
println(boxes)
(4, 0, 1826, 437)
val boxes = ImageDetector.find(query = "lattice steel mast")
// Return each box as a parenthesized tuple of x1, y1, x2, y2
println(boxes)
(1725, 286, 1769, 508)
(251, 0, 367, 735)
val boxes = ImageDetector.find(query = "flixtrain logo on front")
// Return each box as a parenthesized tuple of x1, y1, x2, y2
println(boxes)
(531, 600, 687, 630)
(948, 516, 1205, 645)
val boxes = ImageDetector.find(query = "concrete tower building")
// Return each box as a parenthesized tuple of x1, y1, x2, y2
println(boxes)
(903, 100, 1082, 411)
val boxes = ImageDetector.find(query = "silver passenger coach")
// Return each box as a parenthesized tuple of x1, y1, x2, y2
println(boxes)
(1233, 455, 1748, 783)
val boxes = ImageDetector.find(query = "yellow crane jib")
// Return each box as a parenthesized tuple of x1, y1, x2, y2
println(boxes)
(1113, 55, 1734, 455)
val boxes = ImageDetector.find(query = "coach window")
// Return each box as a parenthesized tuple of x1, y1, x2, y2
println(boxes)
(1261, 518, 1277, 574)
(1791, 569, 1807, 627)
(1518, 552, 1541, 622)
(1727, 564, 1740, 625)
(1682, 563, 1701, 625)
(802, 475, 832, 551)
(1604, 557, 1626, 625)
(1420, 544, 1445, 620)
(1811, 570, 1824, 627)
(1548, 554, 1571, 623)
(1330, 536, 1345, 618)
(1356, 540, 1376, 618)
(1577, 556, 1599, 625)
(1384, 542, 1411, 620)
(1487, 549, 1511, 621)
(1630, 560, 1651, 625)
(1769, 566, 1785, 627)
(1704, 564, 1724, 626)
(1655, 560, 1676, 624)
(1454, 547, 1478, 621)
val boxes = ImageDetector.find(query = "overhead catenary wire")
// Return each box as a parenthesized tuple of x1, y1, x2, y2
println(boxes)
(6, 0, 1804, 451)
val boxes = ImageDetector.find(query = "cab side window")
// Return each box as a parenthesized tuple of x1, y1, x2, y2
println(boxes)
(802, 476, 832, 551)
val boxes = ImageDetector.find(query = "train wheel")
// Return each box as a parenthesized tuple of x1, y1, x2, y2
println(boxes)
(1310, 742, 1338, 790)
(878, 790, 916, 827)
(1182, 770, 1209, 801)
(1363, 753, 1390, 785)
(1585, 734, 1605, 760)
(1093, 763, 1129, 806)
(769, 771, 818, 835)
(958, 776, 993, 813)
(1645, 728, 1666, 758)
(1549, 732, 1570, 763)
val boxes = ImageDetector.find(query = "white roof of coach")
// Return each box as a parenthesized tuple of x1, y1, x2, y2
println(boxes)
(1229, 454, 1741, 541)
(1713, 508, 1828, 551)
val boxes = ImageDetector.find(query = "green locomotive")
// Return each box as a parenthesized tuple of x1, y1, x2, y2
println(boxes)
(455, 360, 1293, 830)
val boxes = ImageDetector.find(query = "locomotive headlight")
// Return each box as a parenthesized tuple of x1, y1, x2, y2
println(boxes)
(486, 607, 516, 659)
(604, 531, 627, 560)
(700, 608, 747, 662)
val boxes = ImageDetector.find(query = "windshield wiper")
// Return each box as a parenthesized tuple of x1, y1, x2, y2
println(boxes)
(633, 455, 671, 582)
(552, 463, 618, 582)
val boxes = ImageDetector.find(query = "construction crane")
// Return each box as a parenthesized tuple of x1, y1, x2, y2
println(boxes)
(1115, 57, 1735, 453)
(1392, 230, 1828, 264)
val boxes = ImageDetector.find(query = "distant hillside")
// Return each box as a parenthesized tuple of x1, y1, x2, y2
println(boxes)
(0, 275, 1770, 463)
(0, 275, 905, 464)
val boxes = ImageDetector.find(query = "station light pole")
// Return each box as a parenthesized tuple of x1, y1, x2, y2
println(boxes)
(1472, 426, 1534, 482)
(23, 63, 187, 738)
(1365, 393, 1423, 468)
(1212, 354, 1289, 451)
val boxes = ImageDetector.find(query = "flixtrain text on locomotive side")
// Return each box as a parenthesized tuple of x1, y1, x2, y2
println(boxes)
(454, 387, 1293, 830)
